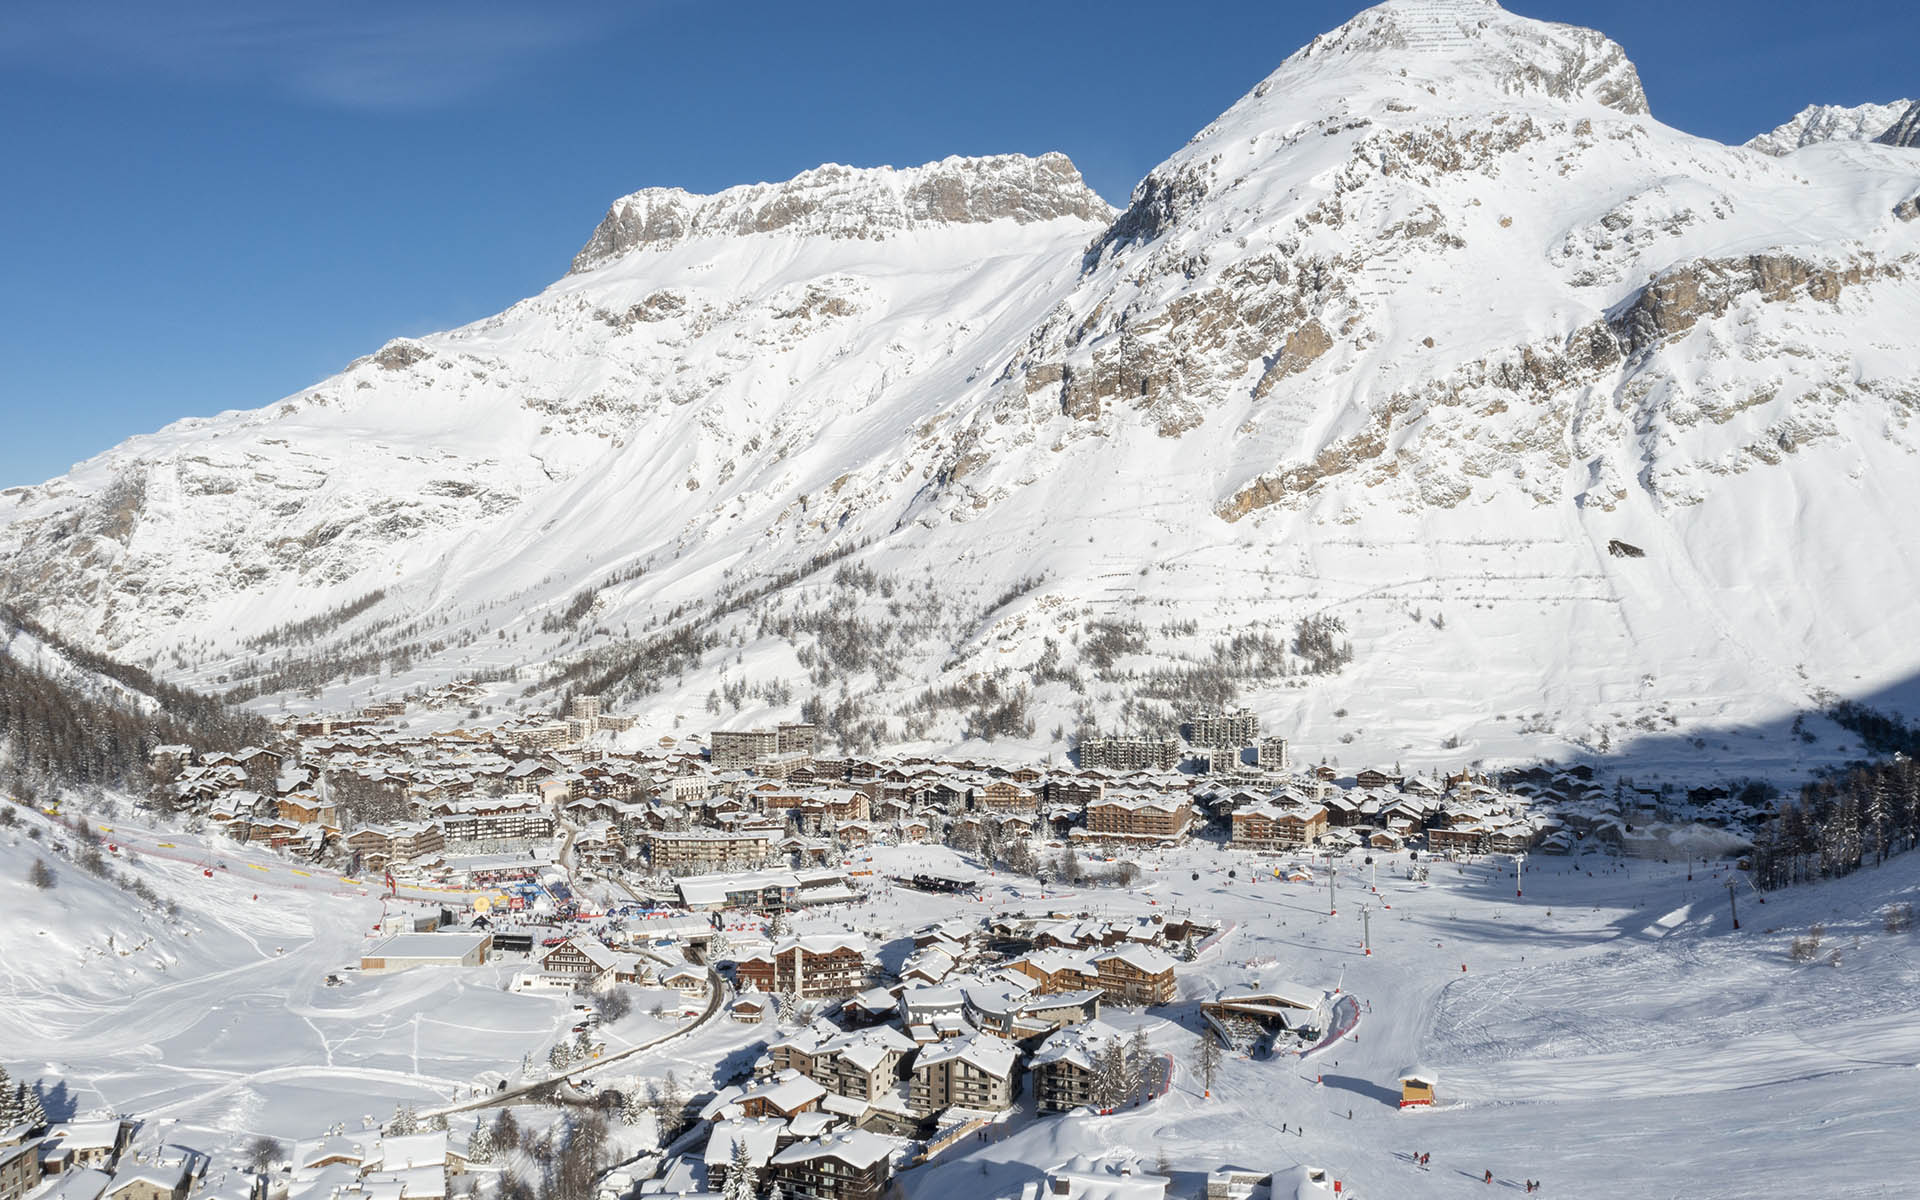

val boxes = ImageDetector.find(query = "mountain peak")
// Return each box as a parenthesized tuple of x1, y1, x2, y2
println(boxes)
(1747, 100, 1917, 155)
(1280, 0, 1647, 116)
(569, 152, 1113, 273)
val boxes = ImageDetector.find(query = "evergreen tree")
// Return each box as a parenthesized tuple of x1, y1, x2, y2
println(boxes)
(19, 1084, 46, 1132)
(388, 1103, 418, 1135)
(572, 1029, 593, 1060)
(0, 1070, 19, 1128)
(1127, 1028, 1154, 1097)
(465, 1123, 494, 1165)
(427, 1112, 449, 1132)
(725, 1136, 757, 1200)
(549, 1042, 573, 1071)
(1094, 1040, 1128, 1110)
(489, 1108, 520, 1155)
(1194, 1028, 1222, 1098)
(659, 1072, 687, 1135)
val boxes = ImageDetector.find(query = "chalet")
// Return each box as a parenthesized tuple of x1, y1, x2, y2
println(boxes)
(736, 1070, 826, 1120)
(899, 946, 955, 987)
(100, 1164, 191, 1200)
(1230, 803, 1328, 850)
(534, 935, 620, 982)
(1080, 793, 1192, 845)
(840, 987, 900, 1028)
(344, 822, 445, 871)
(661, 965, 709, 995)
(735, 935, 872, 998)
(1046, 775, 1105, 809)
(0, 1139, 40, 1200)
(1486, 822, 1540, 854)
(907, 1033, 1019, 1115)
(1354, 768, 1403, 792)
(1004, 950, 1098, 995)
(1427, 825, 1489, 854)
(771, 1025, 916, 1101)
(38, 1121, 131, 1175)
(703, 1119, 783, 1198)
(731, 990, 774, 1024)
(1091, 946, 1177, 1007)
(276, 793, 340, 830)
(766, 1130, 897, 1200)
(648, 829, 774, 875)
(835, 821, 873, 848)
(1030, 1019, 1129, 1114)
(974, 781, 1038, 813)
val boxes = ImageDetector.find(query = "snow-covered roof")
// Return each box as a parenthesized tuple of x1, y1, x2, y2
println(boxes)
(768, 1130, 896, 1169)
(701, 1117, 784, 1167)
(914, 1032, 1017, 1078)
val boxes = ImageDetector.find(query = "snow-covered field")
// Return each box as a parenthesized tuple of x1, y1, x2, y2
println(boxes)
(10, 795, 1919, 1197)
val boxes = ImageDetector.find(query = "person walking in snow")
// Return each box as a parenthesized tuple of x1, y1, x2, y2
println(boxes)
(1484, 1169, 1493, 1184)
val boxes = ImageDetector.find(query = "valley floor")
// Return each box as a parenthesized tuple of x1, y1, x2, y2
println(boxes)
(8, 812, 1918, 1199)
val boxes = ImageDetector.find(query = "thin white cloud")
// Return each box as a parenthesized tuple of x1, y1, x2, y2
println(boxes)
(0, 1, 634, 109)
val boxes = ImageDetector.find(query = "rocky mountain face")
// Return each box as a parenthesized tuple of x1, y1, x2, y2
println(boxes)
(1747, 100, 1915, 155)
(1875, 101, 1920, 148)
(570, 154, 1113, 272)
(6, 0, 1920, 773)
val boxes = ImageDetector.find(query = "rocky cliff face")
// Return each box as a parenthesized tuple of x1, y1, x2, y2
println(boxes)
(1874, 100, 1920, 148)
(1747, 100, 1915, 155)
(569, 153, 1112, 272)
(6, 0, 1920, 770)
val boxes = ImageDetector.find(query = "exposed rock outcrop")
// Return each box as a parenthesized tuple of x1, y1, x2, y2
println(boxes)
(1874, 100, 1920, 147)
(570, 153, 1113, 272)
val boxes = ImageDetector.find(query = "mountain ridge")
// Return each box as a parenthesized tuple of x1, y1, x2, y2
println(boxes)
(5, 0, 1920, 774)
(569, 152, 1114, 272)
(1747, 99, 1916, 155)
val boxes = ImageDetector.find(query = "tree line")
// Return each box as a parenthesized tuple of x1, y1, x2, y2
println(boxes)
(1747, 705, 1920, 889)
(1747, 754, 1920, 889)
(0, 647, 269, 797)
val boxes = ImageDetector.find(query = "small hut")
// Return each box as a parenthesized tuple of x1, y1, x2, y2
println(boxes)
(1399, 1066, 1437, 1109)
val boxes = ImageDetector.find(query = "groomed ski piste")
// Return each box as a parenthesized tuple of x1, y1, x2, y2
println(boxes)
(8, 798, 1917, 1199)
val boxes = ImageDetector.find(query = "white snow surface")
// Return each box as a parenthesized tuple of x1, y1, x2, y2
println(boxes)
(12, 801, 1919, 1199)
(5, 0, 1920, 778)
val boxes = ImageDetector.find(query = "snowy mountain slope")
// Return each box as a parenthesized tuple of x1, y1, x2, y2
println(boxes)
(0, 153, 1113, 659)
(1746, 99, 1914, 154)
(5, 0, 1920, 771)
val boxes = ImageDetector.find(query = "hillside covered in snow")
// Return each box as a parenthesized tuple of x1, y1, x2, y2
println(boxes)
(5, 0, 1920, 775)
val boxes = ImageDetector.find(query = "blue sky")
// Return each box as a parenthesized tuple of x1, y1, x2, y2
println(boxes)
(0, 0, 1912, 488)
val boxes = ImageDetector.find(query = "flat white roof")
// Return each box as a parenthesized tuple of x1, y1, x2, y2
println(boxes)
(365, 932, 489, 959)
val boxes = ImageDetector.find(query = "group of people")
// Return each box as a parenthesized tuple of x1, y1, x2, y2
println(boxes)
(1415, 1158, 1537, 1191)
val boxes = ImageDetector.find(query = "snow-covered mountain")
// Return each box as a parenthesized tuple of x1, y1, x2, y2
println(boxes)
(1875, 100, 1920, 148)
(1746, 99, 1915, 155)
(7, 0, 1920, 772)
